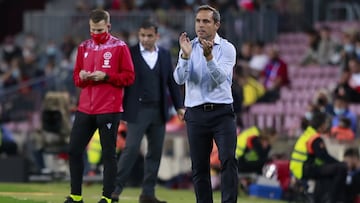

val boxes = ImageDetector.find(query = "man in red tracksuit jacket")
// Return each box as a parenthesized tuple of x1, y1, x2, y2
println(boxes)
(64, 9, 135, 203)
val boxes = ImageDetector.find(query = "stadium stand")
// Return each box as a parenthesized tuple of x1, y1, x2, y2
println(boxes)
(2, 1, 360, 190)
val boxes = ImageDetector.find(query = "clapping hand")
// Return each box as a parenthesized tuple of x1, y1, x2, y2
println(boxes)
(179, 32, 192, 59)
(200, 38, 213, 60)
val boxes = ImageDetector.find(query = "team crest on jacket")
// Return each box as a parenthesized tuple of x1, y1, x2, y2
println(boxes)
(102, 52, 112, 68)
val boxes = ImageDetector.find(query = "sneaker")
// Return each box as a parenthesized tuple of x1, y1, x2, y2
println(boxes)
(111, 198, 119, 203)
(64, 196, 83, 203)
(98, 198, 108, 203)
(139, 195, 167, 203)
(111, 188, 121, 203)
(111, 193, 119, 203)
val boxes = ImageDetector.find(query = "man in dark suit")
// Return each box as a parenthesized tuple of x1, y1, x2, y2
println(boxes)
(112, 20, 185, 203)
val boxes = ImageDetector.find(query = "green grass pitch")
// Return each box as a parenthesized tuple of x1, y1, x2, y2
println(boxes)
(0, 182, 286, 203)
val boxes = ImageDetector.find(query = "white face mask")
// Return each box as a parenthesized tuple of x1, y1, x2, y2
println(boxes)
(3, 44, 15, 52)
(344, 44, 354, 53)
(24, 37, 36, 49)
(356, 48, 360, 55)
(12, 68, 20, 78)
(304, 112, 312, 121)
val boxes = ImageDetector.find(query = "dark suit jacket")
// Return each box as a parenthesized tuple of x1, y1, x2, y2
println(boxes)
(122, 44, 183, 122)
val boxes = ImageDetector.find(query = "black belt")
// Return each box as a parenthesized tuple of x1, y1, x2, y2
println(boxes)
(140, 101, 160, 108)
(192, 103, 229, 111)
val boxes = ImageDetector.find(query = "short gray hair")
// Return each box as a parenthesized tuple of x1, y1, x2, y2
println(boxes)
(196, 5, 221, 23)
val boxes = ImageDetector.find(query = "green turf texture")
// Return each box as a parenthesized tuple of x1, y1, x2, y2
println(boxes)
(0, 182, 285, 203)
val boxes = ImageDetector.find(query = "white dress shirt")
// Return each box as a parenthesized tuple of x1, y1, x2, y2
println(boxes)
(140, 43, 158, 69)
(173, 34, 236, 107)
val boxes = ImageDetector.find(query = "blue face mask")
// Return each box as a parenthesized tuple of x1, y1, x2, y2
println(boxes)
(46, 46, 56, 56)
(334, 108, 345, 115)
(12, 69, 20, 78)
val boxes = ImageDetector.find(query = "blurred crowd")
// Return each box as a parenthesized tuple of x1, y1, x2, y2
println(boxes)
(1, 0, 360, 202)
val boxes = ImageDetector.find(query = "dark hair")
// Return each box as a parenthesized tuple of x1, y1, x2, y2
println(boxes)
(139, 20, 158, 33)
(89, 9, 109, 23)
(309, 112, 328, 130)
(305, 28, 320, 50)
(334, 94, 350, 103)
(344, 147, 359, 158)
(348, 54, 360, 64)
(339, 117, 351, 128)
(196, 5, 221, 23)
(254, 40, 265, 48)
(260, 127, 277, 141)
(234, 65, 244, 77)
(319, 25, 331, 32)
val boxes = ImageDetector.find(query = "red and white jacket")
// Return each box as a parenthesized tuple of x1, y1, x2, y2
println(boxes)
(73, 35, 135, 114)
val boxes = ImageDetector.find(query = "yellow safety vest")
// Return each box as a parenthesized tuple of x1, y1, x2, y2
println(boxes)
(289, 126, 320, 179)
(236, 126, 260, 159)
(243, 77, 265, 107)
(87, 129, 102, 165)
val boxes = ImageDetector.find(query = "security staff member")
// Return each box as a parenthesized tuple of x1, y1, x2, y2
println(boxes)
(290, 112, 347, 203)
(236, 126, 277, 174)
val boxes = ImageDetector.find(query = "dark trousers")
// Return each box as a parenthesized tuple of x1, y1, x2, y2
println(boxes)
(0, 141, 17, 155)
(114, 105, 165, 196)
(303, 162, 347, 203)
(238, 158, 266, 175)
(69, 111, 120, 198)
(345, 172, 360, 203)
(185, 104, 238, 203)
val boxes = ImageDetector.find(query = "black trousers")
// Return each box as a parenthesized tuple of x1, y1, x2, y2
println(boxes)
(238, 158, 266, 175)
(69, 111, 120, 198)
(303, 162, 347, 203)
(344, 172, 360, 203)
(0, 141, 17, 155)
(185, 104, 238, 203)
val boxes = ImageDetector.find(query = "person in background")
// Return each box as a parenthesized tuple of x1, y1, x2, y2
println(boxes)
(248, 40, 269, 78)
(290, 112, 347, 203)
(235, 126, 277, 194)
(299, 27, 320, 66)
(331, 95, 357, 135)
(64, 9, 135, 203)
(346, 56, 360, 102)
(231, 66, 244, 129)
(312, 88, 333, 116)
(236, 41, 253, 70)
(234, 65, 265, 109)
(236, 126, 277, 174)
(338, 29, 358, 69)
(343, 148, 360, 203)
(257, 44, 289, 103)
(317, 25, 337, 66)
(173, 5, 238, 203)
(330, 117, 355, 142)
(111, 20, 184, 203)
(0, 124, 18, 156)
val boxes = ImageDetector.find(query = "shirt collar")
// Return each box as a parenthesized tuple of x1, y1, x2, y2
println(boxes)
(139, 43, 158, 52)
(194, 33, 221, 45)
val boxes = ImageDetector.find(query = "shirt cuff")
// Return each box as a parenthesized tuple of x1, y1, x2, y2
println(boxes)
(207, 59, 216, 70)
(179, 57, 189, 68)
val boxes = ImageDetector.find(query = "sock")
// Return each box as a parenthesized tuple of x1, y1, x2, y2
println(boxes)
(101, 196, 111, 203)
(70, 194, 82, 202)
